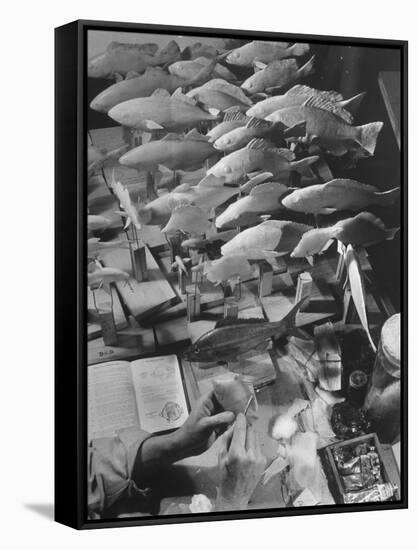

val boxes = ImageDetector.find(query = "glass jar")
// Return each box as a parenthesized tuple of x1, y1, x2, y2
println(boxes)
(363, 314, 401, 444)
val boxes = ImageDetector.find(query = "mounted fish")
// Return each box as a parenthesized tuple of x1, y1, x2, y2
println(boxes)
(345, 244, 377, 352)
(221, 220, 312, 262)
(202, 138, 318, 185)
(161, 205, 212, 235)
(206, 111, 249, 143)
(225, 41, 310, 66)
(118, 130, 217, 172)
(266, 96, 383, 156)
(168, 57, 237, 83)
(239, 171, 274, 193)
(196, 255, 256, 287)
(216, 182, 289, 229)
(110, 179, 142, 230)
(213, 117, 297, 153)
(88, 264, 130, 295)
(247, 85, 365, 119)
(290, 212, 400, 259)
(108, 88, 219, 132)
(87, 40, 181, 79)
(154, 166, 206, 190)
(183, 297, 308, 363)
(282, 179, 400, 214)
(187, 79, 252, 112)
(181, 229, 237, 251)
(87, 238, 131, 258)
(241, 56, 315, 95)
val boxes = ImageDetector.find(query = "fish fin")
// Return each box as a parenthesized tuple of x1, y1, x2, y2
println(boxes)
(355, 121, 384, 155)
(287, 84, 343, 102)
(102, 282, 112, 295)
(184, 129, 209, 142)
(385, 227, 400, 240)
(284, 121, 307, 138)
(240, 172, 274, 193)
(114, 73, 124, 83)
(161, 132, 182, 141)
(325, 178, 379, 194)
(151, 88, 171, 98)
(297, 55, 315, 78)
(214, 317, 265, 328)
(222, 108, 247, 122)
(157, 164, 173, 174)
(246, 138, 284, 155)
(262, 249, 280, 259)
(275, 297, 310, 332)
(290, 155, 319, 175)
(172, 87, 198, 105)
(249, 181, 288, 197)
(174, 183, 193, 192)
(302, 95, 353, 124)
(198, 174, 226, 187)
(306, 255, 314, 266)
(246, 117, 272, 129)
(253, 61, 267, 72)
(318, 238, 335, 254)
(143, 119, 164, 130)
(338, 91, 366, 114)
(376, 187, 401, 207)
(287, 43, 310, 57)
(208, 107, 221, 117)
(319, 207, 337, 214)
(125, 71, 140, 80)
(187, 58, 216, 86)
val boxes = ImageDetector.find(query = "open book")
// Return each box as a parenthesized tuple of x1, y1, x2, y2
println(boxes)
(88, 355, 189, 440)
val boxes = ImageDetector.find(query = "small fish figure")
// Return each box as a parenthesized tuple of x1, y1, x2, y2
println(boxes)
(226, 41, 310, 66)
(88, 265, 130, 294)
(241, 56, 315, 95)
(183, 298, 309, 362)
(221, 219, 312, 261)
(281, 179, 400, 214)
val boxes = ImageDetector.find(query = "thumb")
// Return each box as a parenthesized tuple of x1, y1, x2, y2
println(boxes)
(203, 410, 235, 429)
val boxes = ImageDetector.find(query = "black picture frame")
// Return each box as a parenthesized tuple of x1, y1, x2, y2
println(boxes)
(55, 19, 408, 530)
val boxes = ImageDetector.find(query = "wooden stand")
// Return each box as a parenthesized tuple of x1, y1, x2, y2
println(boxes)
(295, 271, 313, 311)
(178, 267, 188, 295)
(146, 171, 157, 201)
(131, 128, 142, 148)
(98, 307, 118, 347)
(191, 270, 203, 286)
(130, 244, 148, 282)
(258, 261, 273, 298)
(186, 291, 201, 322)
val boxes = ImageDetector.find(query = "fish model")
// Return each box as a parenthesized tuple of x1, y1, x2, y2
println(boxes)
(108, 88, 219, 132)
(225, 41, 310, 66)
(187, 79, 253, 112)
(291, 212, 400, 259)
(119, 130, 217, 172)
(281, 179, 400, 214)
(266, 97, 383, 156)
(161, 205, 212, 235)
(169, 56, 236, 83)
(87, 40, 181, 79)
(181, 229, 237, 250)
(87, 215, 112, 232)
(246, 85, 365, 119)
(203, 138, 318, 185)
(221, 219, 312, 261)
(183, 297, 309, 362)
(87, 238, 131, 258)
(241, 56, 315, 95)
(216, 182, 289, 229)
(213, 116, 296, 153)
(88, 144, 128, 174)
(88, 265, 130, 294)
(197, 255, 256, 286)
(182, 42, 219, 60)
(206, 111, 249, 143)
(345, 245, 377, 352)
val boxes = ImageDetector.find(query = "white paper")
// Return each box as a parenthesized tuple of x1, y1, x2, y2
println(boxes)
(131, 355, 189, 433)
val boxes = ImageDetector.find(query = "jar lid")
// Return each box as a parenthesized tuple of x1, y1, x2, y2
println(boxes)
(381, 314, 401, 375)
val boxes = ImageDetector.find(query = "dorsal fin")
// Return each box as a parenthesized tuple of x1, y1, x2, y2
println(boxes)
(223, 110, 247, 122)
(325, 179, 378, 194)
(151, 88, 171, 98)
(161, 132, 182, 141)
(214, 317, 266, 328)
(246, 138, 276, 151)
(253, 61, 267, 72)
(246, 117, 272, 129)
(174, 183, 193, 193)
(302, 96, 353, 124)
(201, 79, 252, 106)
(250, 181, 288, 198)
(287, 84, 343, 103)
(172, 87, 197, 105)
(185, 128, 209, 142)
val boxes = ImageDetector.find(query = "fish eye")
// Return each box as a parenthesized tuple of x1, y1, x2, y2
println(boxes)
(194, 346, 200, 355)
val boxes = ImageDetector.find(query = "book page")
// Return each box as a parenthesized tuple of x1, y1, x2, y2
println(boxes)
(88, 361, 139, 439)
(131, 355, 189, 433)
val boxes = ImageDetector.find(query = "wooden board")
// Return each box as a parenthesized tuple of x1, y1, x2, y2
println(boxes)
(100, 246, 178, 321)
(87, 285, 127, 340)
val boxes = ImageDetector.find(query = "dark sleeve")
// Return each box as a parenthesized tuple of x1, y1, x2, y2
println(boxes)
(88, 426, 152, 515)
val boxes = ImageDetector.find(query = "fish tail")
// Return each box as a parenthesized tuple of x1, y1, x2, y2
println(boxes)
(273, 297, 310, 335)
(375, 187, 401, 207)
(356, 121, 383, 155)
(385, 226, 400, 240)
(338, 91, 366, 114)
(287, 43, 310, 57)
(297, 55, 315, 78)
(291, 155, 319, 176)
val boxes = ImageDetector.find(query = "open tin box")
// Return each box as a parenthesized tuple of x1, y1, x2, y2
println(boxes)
(322, 433, 401, 504)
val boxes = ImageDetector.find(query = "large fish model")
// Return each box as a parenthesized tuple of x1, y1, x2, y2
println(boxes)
(216, 182, 289, 229)
(187, 79, 253, 112)
(169, 56, 237, 83)
(221, 219, 312, 261)
(291, 212, 400, 259)
(247, 84, 366, 119)
(241, 56, 315, 95)
(87, 40, 181, 79)
(225, 41, 310, 66)
(281, 179, 400, 214)
(118, 130, 217, 172)
(89, 61, 215, 113)
(266, 97, 383, 155)
(206, 111, 249, 143)
(183, 298, 309, 362)
(202, 138, 318, 185)
(108, 88, 219, 132)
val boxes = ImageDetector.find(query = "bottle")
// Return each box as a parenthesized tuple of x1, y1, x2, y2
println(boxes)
(363, 314, 401, 444)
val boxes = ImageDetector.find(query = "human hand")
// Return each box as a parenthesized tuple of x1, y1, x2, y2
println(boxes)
(173, 390, 235, 457)
(216, 413, 266, 511)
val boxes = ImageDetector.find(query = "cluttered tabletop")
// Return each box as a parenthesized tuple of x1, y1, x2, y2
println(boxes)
(87, 34, 402, 515)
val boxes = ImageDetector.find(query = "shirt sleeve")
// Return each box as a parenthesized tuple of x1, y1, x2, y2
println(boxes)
(88, 426, 152, 515)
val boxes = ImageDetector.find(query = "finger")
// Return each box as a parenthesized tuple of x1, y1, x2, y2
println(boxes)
(203, 410, 235, 429)
(217, 424, 234, 454)
(201, 389, 216, 413)
(246, 424, 256, 453)
(230, 413, 247, 454)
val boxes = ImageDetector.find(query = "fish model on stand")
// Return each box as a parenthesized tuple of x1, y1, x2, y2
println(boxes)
(161, 205, 212, 235)
(241, 56, 315, 95)
(246, 85, 365, 119)
(290, 212, 400, 259)
(266, 97, 383, 156)
(108, 88, 219, 132)
(168, 57, 237, 83)
(183, 297, 309, 363)
(221, 219, 313, 262)
(281, 179, 400, 214)
(216, 182, 289, 229)
(206, 111, 249, 143)
(225, 41, 310, 66)
(88, 264, 130, 295)
(193, 255, 256, 287)
(90, 61, 216, 113)
(87, 40, 181, 79)
(201, 138, 319, 185)
(118, 130, 217, 172)
(87, 238, 131, 258)
(187, 79, 253, 112)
